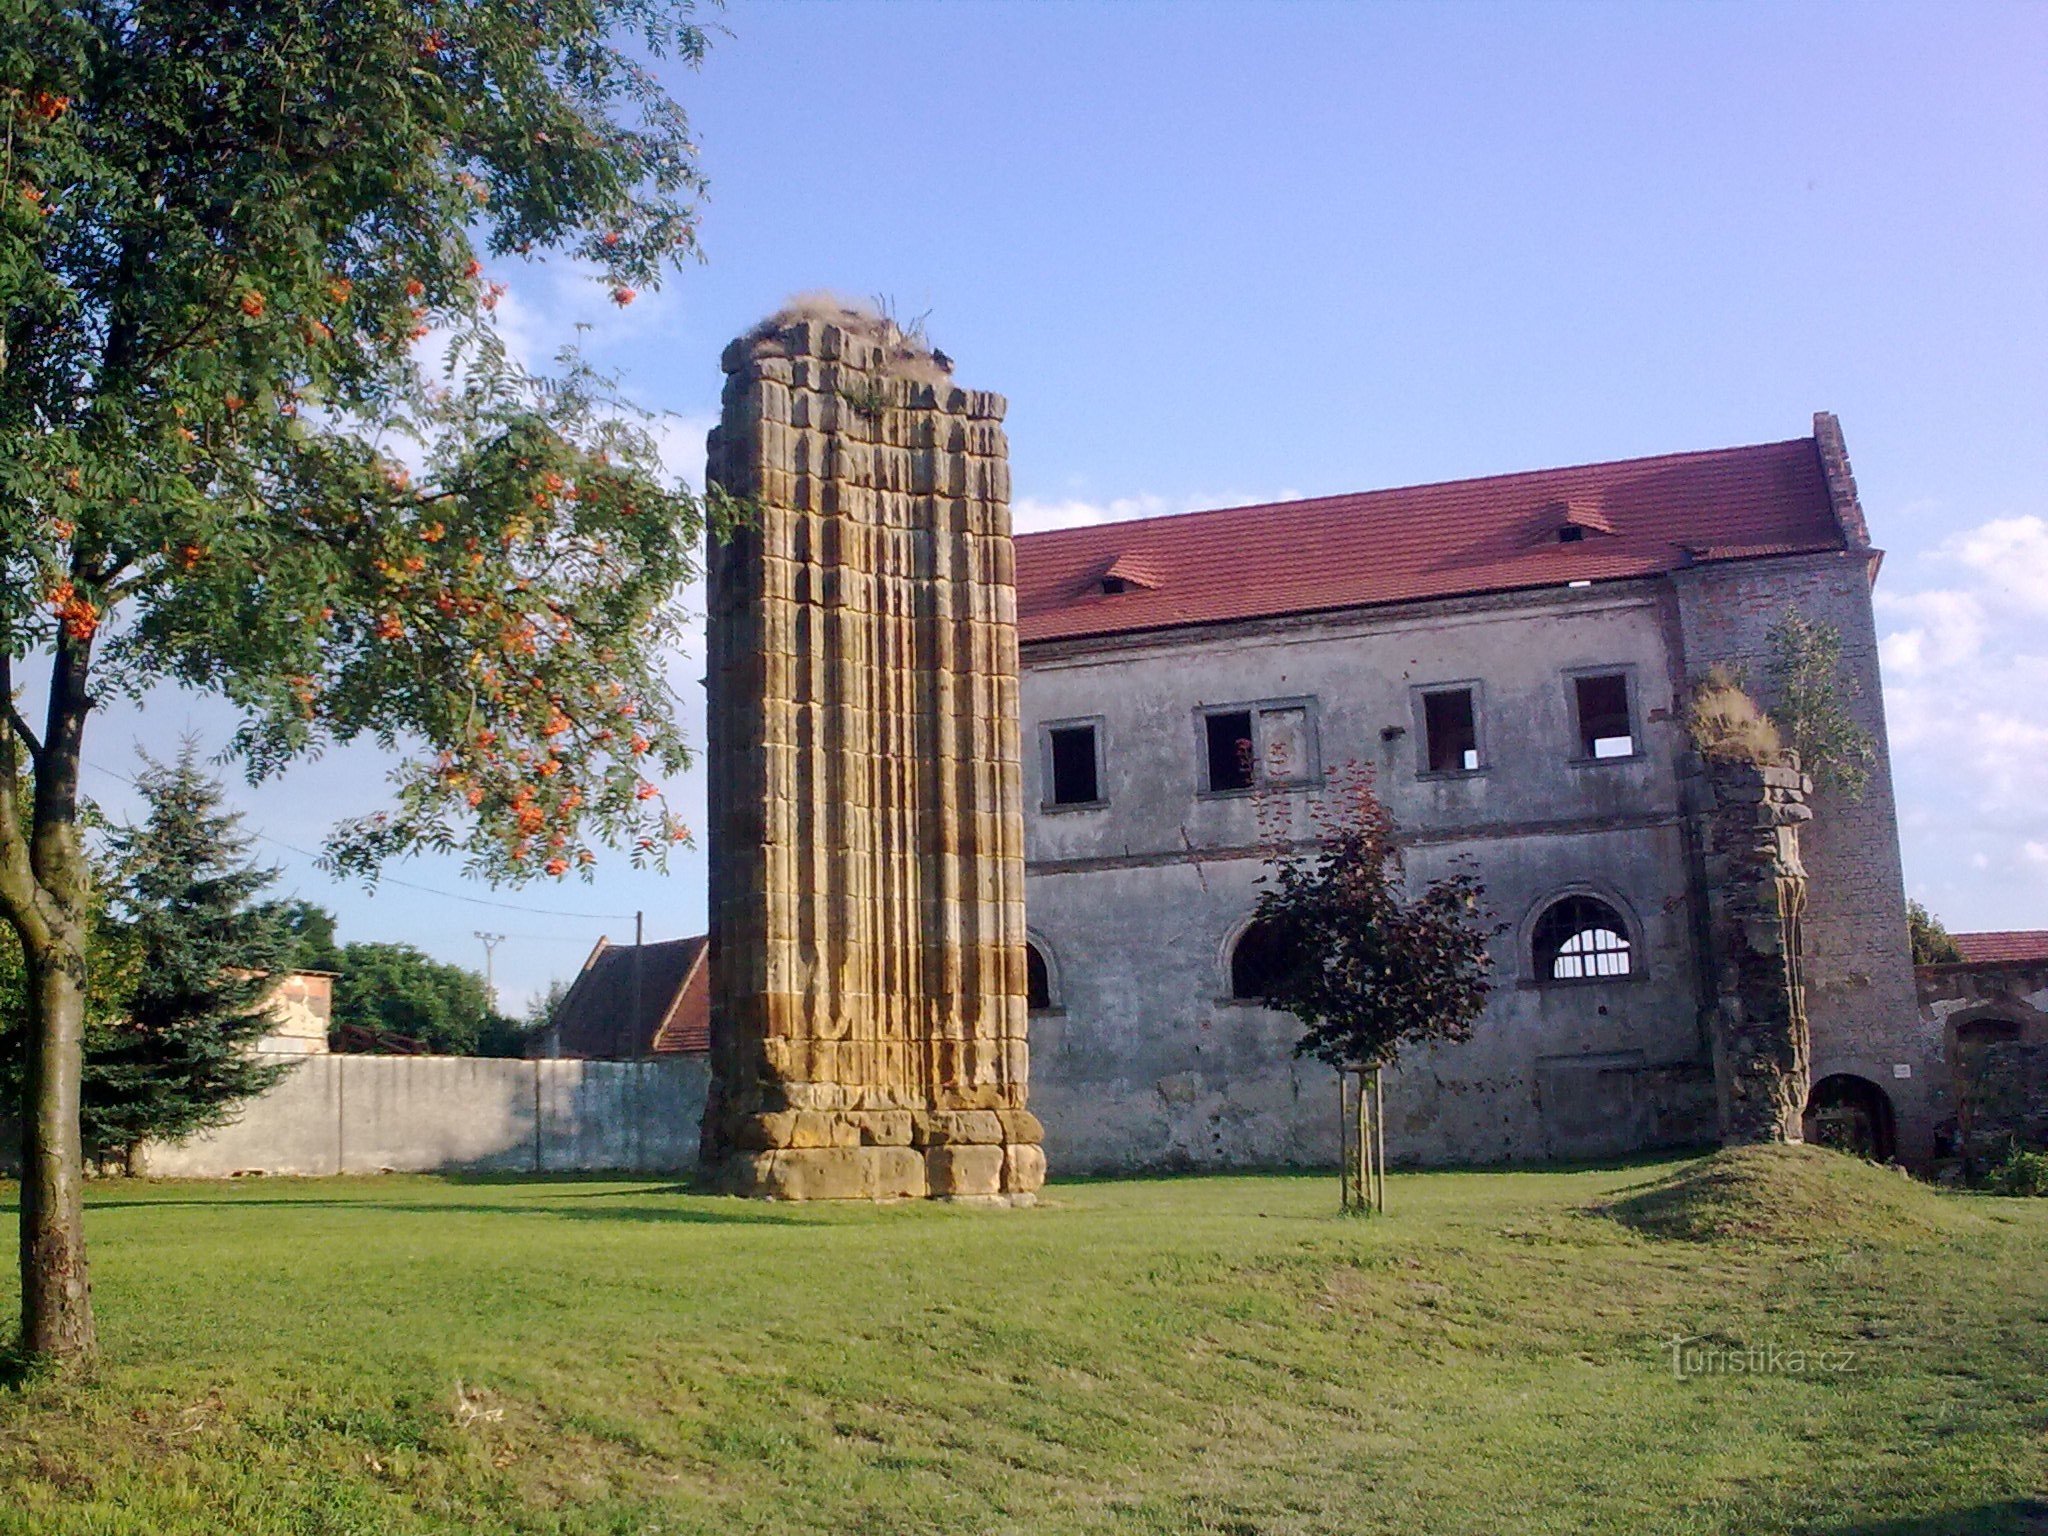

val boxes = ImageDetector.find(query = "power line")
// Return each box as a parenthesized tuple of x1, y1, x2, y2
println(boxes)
(80, 758, 642, 921)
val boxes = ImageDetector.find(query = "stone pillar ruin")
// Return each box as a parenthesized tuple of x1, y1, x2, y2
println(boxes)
(699, 302, 1045, 1202)
(1686, 756, 1815, 1145)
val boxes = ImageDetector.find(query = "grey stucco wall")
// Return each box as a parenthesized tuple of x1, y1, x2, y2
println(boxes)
(1672, 552, 1927, 1157)
(1021, 583, 1719, 1172)
(139, 1055, 709, 1177)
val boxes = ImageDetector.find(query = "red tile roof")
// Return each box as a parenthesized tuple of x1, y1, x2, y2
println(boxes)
(1951, 931, 2048, 966)
(1015, 433, 1854, 645)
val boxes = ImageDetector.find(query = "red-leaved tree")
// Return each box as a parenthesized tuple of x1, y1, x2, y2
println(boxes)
(1251, 765, 1500, 1209)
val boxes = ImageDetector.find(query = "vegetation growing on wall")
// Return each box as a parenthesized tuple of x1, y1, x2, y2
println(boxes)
(1764, 610, 1877, 798)
(1686, 666, 1784, 766)
(1908, 899, 1965, 965)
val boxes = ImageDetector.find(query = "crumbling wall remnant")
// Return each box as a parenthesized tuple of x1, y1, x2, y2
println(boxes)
(1687, 756, 1814, 1145)
(699, 304, 1043, 1201)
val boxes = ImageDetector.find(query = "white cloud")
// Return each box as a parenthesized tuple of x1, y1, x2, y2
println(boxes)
(1879, 510, 2048, 928)
(1874, 587, 1987, 677)
(1011, 488, 1299, 534)
(1947, 514, 2048, 616)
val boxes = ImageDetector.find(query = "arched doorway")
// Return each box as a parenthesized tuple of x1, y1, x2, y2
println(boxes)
(1803, 1074, 1896, 1162)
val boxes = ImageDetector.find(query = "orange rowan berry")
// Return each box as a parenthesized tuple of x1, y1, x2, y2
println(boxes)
(240, 290, 266, 318)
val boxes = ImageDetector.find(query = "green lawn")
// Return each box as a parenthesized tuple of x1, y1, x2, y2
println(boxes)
(1, 1147, 2043, 1535)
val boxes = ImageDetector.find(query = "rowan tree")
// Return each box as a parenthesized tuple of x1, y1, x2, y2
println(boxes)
(0, 0, 721, 1367)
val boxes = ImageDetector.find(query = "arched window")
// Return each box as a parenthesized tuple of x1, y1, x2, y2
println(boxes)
(1229, 918, 1297, 1003)
(1532, 894, 1632, 981)
(1955, 1016, 2022, 1047)
(1025, 941, 1053, 1012)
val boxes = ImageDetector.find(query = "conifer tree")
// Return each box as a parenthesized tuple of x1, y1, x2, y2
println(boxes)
(87, 744, 294, 1169)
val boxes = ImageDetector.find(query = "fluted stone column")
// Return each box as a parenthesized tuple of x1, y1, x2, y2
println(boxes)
(1686, 756, 1815, 1145)
(699, 304, 1044, 1202)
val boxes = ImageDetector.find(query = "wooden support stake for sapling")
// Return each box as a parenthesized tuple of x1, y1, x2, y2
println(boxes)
(1373, 1066, 1387, 1215)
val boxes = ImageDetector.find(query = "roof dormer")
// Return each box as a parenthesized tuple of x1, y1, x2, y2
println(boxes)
(1547, 497, 1616, 544)
(1086, 553, 1162, 597)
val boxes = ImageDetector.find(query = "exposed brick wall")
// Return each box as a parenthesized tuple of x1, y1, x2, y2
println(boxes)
(1915, 959, 2048, 1165)
(1673, 552, 1929, 1156)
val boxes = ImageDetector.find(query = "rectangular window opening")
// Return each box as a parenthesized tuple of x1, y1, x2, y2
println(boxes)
(1423, 688, 1480, 773)
(1205, 710, 1255, 792)
(1575, 673, 1634, 759)
(1046, 724, 1100, 806)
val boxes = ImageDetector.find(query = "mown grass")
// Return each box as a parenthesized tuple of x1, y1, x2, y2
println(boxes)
(1, 1148, 2043, 1535)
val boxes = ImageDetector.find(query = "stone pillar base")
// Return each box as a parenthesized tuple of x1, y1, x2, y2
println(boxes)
(702, 1108, 1045, 1203)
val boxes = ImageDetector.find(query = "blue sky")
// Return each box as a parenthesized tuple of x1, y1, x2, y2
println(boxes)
(70, 1, 2048, 1008)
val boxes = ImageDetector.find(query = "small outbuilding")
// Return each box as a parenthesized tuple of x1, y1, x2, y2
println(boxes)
(526, 935, 709, 1060)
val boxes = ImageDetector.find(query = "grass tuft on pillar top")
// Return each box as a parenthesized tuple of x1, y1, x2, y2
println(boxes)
(0, 0, 724, 1370)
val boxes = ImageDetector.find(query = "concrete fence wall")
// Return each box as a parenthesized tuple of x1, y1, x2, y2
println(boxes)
(139, 1055, 710, 1178)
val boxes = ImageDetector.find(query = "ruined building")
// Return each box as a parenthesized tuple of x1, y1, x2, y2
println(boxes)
(1012, 416, 1932, 1169)
(699, 307, 1043, 1201)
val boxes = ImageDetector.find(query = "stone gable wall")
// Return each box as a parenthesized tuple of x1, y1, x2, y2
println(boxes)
(1671, 552, 1927, 1156)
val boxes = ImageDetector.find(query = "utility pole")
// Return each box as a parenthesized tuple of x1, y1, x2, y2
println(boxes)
(475, 931, 506, 1011)
(631, 910, 645, 1060)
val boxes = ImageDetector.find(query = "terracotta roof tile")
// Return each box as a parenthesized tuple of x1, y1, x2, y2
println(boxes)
(1950, 931, 2048, 965)
(1015, 435, 1847, 644)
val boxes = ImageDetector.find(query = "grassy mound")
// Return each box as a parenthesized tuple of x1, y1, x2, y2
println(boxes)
(1598, 1143, 1956, 1244)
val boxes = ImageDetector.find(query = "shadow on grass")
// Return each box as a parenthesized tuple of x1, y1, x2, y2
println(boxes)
(12, 1195, 804, 1226)
(1826, 1502, 2048, 1535)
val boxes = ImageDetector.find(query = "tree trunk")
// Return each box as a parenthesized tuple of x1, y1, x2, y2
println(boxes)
(18, 924, 96, 1363)
(4, 633, 101, 1367)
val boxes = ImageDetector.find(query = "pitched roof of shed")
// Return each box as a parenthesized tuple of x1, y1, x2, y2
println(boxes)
(541, 934, 708, 1058)
(1950, 931, 2048, 966)
(1014, 432, 1856, 645)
